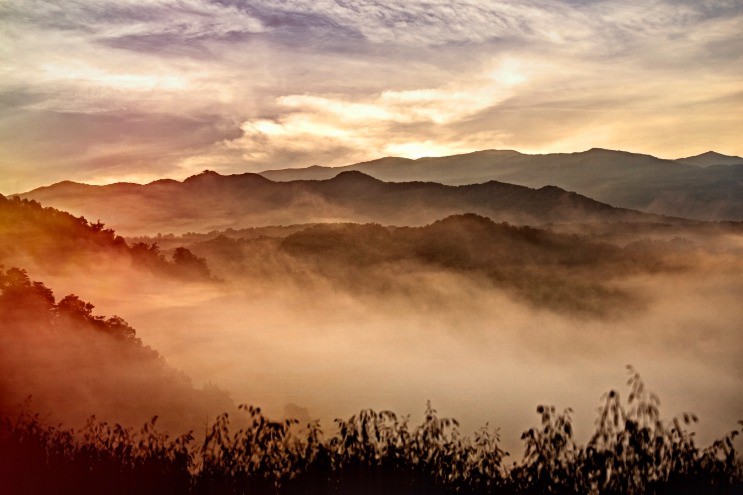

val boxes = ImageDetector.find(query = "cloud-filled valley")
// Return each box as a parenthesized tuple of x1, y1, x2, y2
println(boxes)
(1, 190, 741, 460)
(2, 1, 742, 492)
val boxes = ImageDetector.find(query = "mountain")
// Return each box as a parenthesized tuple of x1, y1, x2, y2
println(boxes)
(676, 151, 743, 167)
(259, 149, 743, 221)
(20, 171, 672, 236)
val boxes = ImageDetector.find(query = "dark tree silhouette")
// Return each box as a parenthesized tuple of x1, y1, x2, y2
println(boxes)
(171, 247, 211, 279)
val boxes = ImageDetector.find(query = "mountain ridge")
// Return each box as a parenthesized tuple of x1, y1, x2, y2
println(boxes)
(256, 148, 743, 220)
(676, 151, 743, 167)
(18, 147, 733, 194)
(19, 170, 675, 237)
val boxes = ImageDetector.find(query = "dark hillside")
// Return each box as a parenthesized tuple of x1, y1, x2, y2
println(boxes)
(21, 171, 672, 236)
(0, 195, 211, 280)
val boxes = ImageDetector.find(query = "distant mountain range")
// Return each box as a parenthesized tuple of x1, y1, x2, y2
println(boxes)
(20, 170, 672, 236)
(259, 149, 743, 221)
(676, 151, 743, 167)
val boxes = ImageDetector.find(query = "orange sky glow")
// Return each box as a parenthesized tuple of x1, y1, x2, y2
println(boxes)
(1, 0, 742, 193)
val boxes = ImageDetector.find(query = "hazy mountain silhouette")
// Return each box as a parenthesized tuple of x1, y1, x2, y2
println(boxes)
(259, 149, 743, 221)
(157, 213, 707, 317)
(20, 170, 673, 236)
(676, 151, 743, 167)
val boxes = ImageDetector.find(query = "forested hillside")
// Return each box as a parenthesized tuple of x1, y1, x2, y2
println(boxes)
(0, 266, 233, 433)
(0, 194, 210, 280)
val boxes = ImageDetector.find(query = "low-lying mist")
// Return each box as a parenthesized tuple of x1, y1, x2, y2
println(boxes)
(0, 267, 235, 436)
(2, 197, 740, 458)
(35, 243, 742, 457)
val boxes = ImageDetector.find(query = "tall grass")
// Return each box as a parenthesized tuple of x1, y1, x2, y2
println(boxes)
(1, 369, 741, 495)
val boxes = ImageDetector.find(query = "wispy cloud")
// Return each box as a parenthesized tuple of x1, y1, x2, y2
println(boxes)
(1, 0, 742, 191)
(220, 58, 529, 167)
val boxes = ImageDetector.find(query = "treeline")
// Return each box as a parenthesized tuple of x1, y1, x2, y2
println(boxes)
(184, 214, 696, 316)
(0, 266, 234, 434)
(1, 369, 740, 495)
(129, 243, 211, 280)
(0, 195, 211, 280)
(280, 214, 679, 271)
(0, 266, 148, 349)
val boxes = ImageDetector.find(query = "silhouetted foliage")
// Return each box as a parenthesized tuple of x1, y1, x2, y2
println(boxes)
(172, 247, 211, 279)
(0, 266, 56, 315)
(0, 268, 234, 434)
(0, 266, 149, 348)
(0, 195, 127, 262)
(1, 370, 741, 495)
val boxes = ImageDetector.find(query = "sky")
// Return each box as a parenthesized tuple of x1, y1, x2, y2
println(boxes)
(1, 0, 742, 193)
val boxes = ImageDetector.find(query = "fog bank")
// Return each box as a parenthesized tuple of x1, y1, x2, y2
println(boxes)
(45, 257, 741, 457)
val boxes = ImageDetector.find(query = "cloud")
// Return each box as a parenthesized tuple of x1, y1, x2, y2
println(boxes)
(219, 58, 529, 167)
(0, 108, 242, 192)
(1, 0, 742, 191)
(1, 0, 266, 39)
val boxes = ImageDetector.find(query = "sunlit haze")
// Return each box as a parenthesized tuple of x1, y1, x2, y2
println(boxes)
(1, 0, 742, 193)
(1, 3, 742, 492)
